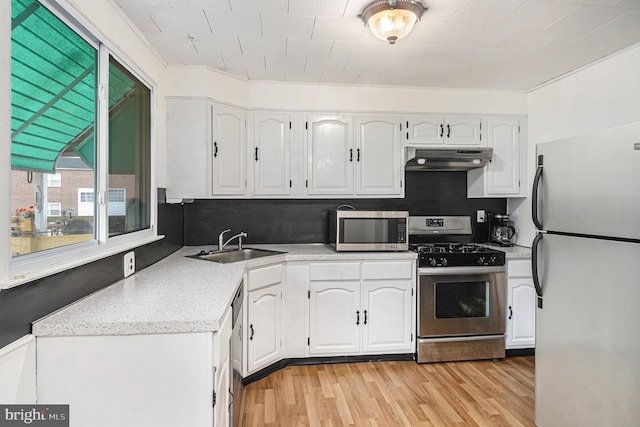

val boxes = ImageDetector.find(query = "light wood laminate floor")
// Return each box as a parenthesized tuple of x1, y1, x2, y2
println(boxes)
(240, 356, 535, 427)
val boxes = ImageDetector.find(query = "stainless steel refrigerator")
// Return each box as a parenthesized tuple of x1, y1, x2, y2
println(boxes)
(532, 122, 640, 426)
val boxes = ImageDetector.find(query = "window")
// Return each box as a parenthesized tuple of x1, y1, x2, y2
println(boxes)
(10, 0, 153, 260)
(47, 203, 61, 216)
(78, 188, 126, 217)
(108, 58, 151, 236)
(46, 173, 61, 187)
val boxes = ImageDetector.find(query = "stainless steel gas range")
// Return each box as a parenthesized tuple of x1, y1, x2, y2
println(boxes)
(409, 216, 506, 363)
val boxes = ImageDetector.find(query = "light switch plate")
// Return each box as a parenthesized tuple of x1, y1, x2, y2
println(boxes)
(124, 251, 135, 278)
(477, 210, 486, 223)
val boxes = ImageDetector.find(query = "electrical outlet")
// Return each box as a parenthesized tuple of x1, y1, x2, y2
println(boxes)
(124, 251, 135, 278)
(477, 210, 486, 223)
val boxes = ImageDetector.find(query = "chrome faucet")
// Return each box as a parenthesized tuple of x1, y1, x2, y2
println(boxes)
(218, 229, 247, 251)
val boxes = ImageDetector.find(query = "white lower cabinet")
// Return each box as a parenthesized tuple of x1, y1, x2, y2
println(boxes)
(245, 264, 284, 375)
(506, 259, 536, 349)
(308, 261, 415, 356)
(36, 310, 232, 427)
(309, 278, 361, 354)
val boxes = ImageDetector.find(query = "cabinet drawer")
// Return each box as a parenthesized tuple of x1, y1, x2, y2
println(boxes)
(248, 264, 283, 291)
(362, 261, 413, 280)
(508, 259, 532, 278)
(309, 263, 360, 281)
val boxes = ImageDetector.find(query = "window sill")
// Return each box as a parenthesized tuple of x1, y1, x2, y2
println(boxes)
(3, 234, 165, 290)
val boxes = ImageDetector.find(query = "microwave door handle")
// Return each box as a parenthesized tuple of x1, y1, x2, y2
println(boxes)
(532, 155, 543, 230)
(532, 232, 544, 309)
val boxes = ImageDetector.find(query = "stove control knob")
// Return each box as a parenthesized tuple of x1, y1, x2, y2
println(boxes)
(477, 257, 486, 265)
(489, 256, 496, 265)
(429, 258, 437, 267)
(441, 258, 448, 267)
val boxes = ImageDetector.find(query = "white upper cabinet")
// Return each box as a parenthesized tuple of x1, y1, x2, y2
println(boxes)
(404, 116, 443, 145)
(306, 114, 403, 198)
(166, 97, 524, 201)
(252, 112, 292, 196)
(165, 98, 210, 201)
(306, 115, 355, 196)
(404, 115, 482, 146)
(467, 117, 527, 198)
(446, 116, 483, 146)
(166, 98, 249, 200)
(212, 104, 248, 196)
(355, 116, 403, 196)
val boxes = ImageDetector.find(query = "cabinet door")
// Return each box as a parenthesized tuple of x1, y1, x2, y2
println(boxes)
(405, 116, 444, 145)
(214, 307, 232, 427)
(361, 280, 413, 353)
(307, 115, 354, 195)
(355, 116, 403, 196)
(253, 112, 291, 196)
(309, 281, 361, 355)
(506, 278, 536, 349)
(485, 118, 521, 195)
(214, 355, 230, 427)
(246, 284, 283, 373)
(446, 117, 482, 146)
(212, 104, 247, 196)
(166, 98, 209, 200)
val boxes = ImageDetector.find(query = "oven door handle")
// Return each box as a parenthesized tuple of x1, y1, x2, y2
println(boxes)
(532, 232, 544, 309)
(418, 266, 505, 275)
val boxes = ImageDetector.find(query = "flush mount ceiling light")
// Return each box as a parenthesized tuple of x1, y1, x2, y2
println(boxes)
(359, 0, 426, 45)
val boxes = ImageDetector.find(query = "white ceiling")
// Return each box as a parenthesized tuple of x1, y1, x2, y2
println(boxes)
(113, 0, 640, 91)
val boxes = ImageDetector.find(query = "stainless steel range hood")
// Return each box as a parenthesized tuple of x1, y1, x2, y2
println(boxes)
(405, 146, 493, 171)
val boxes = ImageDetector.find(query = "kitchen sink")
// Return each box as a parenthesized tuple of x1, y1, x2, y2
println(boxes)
(187, 248, 286, 264)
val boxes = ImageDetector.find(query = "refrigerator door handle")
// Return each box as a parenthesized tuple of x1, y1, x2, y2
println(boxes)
(532, 232, 544, 309)
(532, 154, 543, 230)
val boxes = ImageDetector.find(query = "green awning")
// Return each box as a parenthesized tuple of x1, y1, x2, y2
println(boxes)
(11, 0, 136, 173)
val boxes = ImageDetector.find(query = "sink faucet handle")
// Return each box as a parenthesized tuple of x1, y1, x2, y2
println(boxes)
(238, 231, 248, 250)
(218, 228, 232, 250)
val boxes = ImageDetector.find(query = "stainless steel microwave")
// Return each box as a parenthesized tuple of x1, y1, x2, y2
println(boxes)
(329, 210, 409, 251)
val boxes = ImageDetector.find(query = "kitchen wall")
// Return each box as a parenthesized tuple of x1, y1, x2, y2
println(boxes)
(509, 42, 640, 245)
(185, 172, 506, 246)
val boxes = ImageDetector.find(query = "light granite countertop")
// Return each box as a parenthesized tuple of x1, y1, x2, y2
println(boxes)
(480, 244, 532, 259)
(32, 244, 417, 337)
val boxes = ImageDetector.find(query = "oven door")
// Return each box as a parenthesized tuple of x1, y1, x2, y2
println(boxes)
(418, 266, 506, 338)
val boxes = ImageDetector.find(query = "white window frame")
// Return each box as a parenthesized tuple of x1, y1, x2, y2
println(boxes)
(5, 0, 159, 289)
(46, 173, 61, 187)
(47, 203, 62, 216)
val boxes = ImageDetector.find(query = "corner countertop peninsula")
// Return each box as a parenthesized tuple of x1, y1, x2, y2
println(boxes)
(32, 244, 417, 337)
